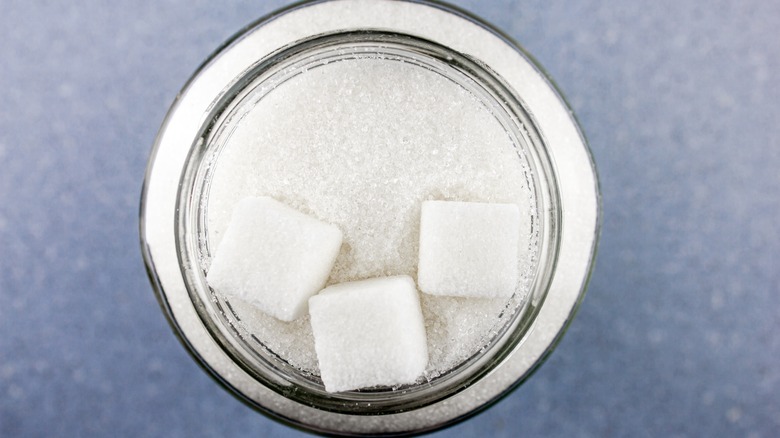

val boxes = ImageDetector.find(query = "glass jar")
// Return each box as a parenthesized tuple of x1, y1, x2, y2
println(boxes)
(140, 0, 600, 435)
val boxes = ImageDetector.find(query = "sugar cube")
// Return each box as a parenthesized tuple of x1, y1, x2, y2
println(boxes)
(417, 200, 520, 298)
(206, 197, 343, 321)
(308, 275, 429, 392)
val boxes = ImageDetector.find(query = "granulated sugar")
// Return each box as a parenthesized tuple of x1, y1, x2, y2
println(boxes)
(205, 55, 538, 377)
(418, 200, 521, 298)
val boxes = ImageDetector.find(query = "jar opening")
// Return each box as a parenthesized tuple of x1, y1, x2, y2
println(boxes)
(175, 31, 560, 414)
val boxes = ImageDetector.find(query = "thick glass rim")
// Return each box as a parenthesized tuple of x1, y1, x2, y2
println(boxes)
(140, 0, 600, 435)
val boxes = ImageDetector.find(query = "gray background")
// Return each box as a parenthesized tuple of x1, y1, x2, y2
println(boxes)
(1, 0, 777, 436)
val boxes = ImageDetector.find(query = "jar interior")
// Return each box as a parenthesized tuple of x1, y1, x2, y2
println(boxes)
(176, 32, 557, 414)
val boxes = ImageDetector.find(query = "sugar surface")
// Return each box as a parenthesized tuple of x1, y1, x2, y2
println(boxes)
(225, 296, 319, 372)
(418, 201, 521, 298)
(206, 57, 537, 375)
(421, 294, 512, 376)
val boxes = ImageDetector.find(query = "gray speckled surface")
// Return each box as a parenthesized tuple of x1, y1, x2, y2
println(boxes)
(1, 1, 778, 436)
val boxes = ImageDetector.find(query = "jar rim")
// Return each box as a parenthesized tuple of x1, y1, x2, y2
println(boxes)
(140, 0, 600, 435)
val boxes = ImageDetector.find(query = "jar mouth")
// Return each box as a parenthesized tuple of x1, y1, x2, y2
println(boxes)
(141, 0, 599, 434)
(175, 31, 560, 414)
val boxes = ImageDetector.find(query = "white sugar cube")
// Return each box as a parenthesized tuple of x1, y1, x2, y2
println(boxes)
(308, 275, 429, 392)
(418, 200, 520, 298)
(206, 197, 342, 321)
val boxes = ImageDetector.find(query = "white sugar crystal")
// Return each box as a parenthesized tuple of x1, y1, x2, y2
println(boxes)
(421, 294, 512, 375)
(308, 276, 428, 392)
(227, 296, 319, 371)
(207, 57, 538, 376)
(206, 197, 342, 321)
(418, 201, 520, 298)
